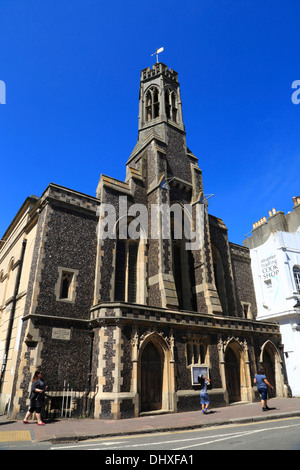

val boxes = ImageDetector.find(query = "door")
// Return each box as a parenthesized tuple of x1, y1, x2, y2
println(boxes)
(263, 350, 276, 398)
(141, 342, 162, 412)
(225, 347, 241, 403)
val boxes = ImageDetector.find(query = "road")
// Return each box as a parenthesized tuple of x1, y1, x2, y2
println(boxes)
(51, 417, 300, 451)
(2, 416, 300, 451)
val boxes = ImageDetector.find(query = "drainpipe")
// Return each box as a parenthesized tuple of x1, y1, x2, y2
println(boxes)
(83, 330, 94, 416)
(0, 239, 27, 392)
(88, 331, 94, 392)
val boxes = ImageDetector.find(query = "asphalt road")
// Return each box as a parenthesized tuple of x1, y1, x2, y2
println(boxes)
(50, 416, 300, 451)
(2, 417, 300, 452)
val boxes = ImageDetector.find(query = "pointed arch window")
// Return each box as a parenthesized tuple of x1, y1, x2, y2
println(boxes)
(212, 245, 228, 314)
(145, 86, 160, 122)
(165, 88, 178, 123)
(153, 88, 159, 118)
(114, 217, 140, 303)
(171, 210, 197, 311)
(146, 90, 152, 121)
(55, 267, 79, 303)
(60, 272, 74, 299)
(114, 239, 138, 302)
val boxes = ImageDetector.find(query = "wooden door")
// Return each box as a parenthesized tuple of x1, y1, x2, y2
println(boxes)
(141, 342, 162, 412)
(225, 348, 241, 403)
(263, 350, 276, 398)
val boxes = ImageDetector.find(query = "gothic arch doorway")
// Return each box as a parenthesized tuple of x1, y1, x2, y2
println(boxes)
(140, 341, 162, 411)
(262, 348, 276, 398)
(260, 341, 285, 398)
(225, 346, 241, 403)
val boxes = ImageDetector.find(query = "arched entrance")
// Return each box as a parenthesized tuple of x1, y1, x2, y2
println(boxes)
(259, 340, 288, 398)
(262, 348, 276, 398)
(225, 347, 241, 403)
(141, 341, 162, 411)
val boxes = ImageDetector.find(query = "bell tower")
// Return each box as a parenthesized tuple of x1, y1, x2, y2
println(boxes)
(138, 63, 185, 143)
(127, 62, 192, 184)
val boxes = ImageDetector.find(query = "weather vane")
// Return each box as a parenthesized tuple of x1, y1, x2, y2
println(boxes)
(151, 47, 164, 63)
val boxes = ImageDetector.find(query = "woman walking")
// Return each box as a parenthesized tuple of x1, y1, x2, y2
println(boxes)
(23, 370, 47, 425)
(254, 367, 274, 411)
(198, 374, 211, 414)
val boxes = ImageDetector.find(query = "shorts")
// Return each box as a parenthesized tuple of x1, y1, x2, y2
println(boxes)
(29, 399, 42, 414)
(258, 388, 268, 400)
(200, 393, 210, 405)
(29, 405, 42, 414)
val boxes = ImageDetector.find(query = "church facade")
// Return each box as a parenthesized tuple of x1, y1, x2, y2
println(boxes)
(0, 63, 289, 420)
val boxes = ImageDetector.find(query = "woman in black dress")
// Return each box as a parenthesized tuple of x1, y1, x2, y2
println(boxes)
(23, 370, 47, 426)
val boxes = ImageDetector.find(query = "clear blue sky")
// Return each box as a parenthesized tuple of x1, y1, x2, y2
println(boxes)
(0, 0, 299, 245)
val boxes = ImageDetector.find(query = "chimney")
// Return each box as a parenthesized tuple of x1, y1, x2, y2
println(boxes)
(293, 196, 300, 206)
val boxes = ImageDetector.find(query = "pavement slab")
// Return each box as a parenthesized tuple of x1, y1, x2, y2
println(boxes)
(1, 397, 300, 444)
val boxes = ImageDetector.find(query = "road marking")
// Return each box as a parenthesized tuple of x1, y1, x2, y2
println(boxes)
(50, 417, 300, 450)
(100, 441, 125, 446)
(52, 440, 127, 450)
(0, 430, 32, 442)
(175, 429, 267, 450)
(51, 430, 270, 450)
(176, 422, 300, 450)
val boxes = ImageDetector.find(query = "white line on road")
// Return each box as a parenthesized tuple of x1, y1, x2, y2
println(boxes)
(51, 431, 249, 450)
(175, 422, 300, 450)
(52, 440, 126, 450)
(50, 419, 300, 451)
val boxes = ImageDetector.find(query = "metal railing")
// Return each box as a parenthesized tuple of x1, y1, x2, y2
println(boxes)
(43, 382, 97, 420)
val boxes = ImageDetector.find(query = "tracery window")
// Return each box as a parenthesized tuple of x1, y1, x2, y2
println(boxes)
(114, 239, 138, 302)
(165, 88, 178, 123)
(186, 341, 207, 366)
(145, 86, 160, 121)
(171, 211, 197, 311)
(212, 245, 228, 314)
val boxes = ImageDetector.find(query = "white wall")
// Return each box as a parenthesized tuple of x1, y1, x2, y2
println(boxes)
(249, 231, 300, 396)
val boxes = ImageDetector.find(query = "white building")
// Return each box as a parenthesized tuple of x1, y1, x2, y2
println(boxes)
(244, 196, 300, 397)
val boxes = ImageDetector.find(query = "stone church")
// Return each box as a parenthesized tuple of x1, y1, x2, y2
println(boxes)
(0, 62, 289, 420)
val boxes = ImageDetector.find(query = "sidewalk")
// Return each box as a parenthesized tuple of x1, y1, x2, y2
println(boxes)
(1, 397, 300, 444)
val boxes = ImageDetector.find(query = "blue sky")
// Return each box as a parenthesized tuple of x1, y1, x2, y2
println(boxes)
(0, 0, 299, 245)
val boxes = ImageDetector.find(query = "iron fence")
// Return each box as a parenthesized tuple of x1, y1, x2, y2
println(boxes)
(43, 381, 97, 420)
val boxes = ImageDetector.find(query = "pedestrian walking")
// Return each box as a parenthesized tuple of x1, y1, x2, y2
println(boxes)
(198, 374, 210, 414)
(23, 370, 48, 425)
(254, 367, 274, 411)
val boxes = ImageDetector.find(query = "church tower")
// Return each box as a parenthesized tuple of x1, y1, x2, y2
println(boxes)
(138, 63, 185, 139)
(127, 63, 193, 185)
(123, 62, 223, 313)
